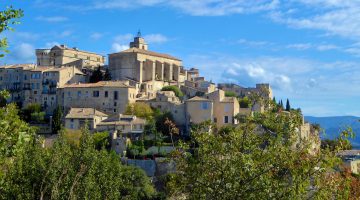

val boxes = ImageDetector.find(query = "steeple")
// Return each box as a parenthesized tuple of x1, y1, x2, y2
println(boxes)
(130, 30, 148, 50)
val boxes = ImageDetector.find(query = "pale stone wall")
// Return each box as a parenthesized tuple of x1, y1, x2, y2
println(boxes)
(58, 83, 137, 115)
(186, 100, 213, 124)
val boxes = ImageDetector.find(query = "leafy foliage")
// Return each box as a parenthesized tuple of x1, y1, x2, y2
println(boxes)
(89, 67, 103, 83)
(52, 105, 63, 134)
(0, 6, 23, 57)
(20, 103, 45, 123)
(125, 102, 154, 120)
(167, 109, 351, 199)
(161, 85, 184, 98)
(238, 96, 251, 108)
(103, 68, 112, 81)
(0, 128, 156, 199)
(93, 131, 110, 150)
(225, 91, 237, 97)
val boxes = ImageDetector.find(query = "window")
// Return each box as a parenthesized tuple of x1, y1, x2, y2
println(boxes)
(68, 91, 71, 96)
(77, 91, 81, 97)
(34, 91, 37, 95)
(36, 83, 40, 89)
(105, 91, 108, 97)
(224, 116, 229, 124)
(70, 124, 74, 129)
(93, 91, 99, 97)
(224, 104, 230, 112)
(113, 109, 117, 113)
(114, 91, 118, 100)
(214, 117, 217, 123)
(201, 102, 209, 110)
(114, 102, 117, 106)
(23, 75, 27, 80)
(71, 119, 74, 122)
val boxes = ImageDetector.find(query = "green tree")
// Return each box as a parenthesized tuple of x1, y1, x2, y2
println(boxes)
(155, 111, 175, 135)
(103, 68, 112, 81)
(0, 128, 156, 199)
(0, 6, 23, 57)
(238, 96, 251, 108)
(89, 67, 103, 83)
(161, 85, 184, 98)
(52, 105, 63, 134)
(124, 102, 154, 120)
(286, 98, 291, 111)
(225, 91, 237, 97)
(93, 131, 110, 150)
(167, 110, 351, 199)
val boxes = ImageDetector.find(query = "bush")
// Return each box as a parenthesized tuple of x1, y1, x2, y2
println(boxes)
(239, 96, 251, 108)
(161, 86, 184, 98)
(225, 91, 237, 97)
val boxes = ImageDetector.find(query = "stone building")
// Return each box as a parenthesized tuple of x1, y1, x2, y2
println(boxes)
(218, 83, 273, 100)
(58, 81, 137, 115)
(36, 45, 105, 70)
(22, 66, 85, 114)
(109, 33, 188, 98)
(0, 64, 36, 104)
(96, 114, 146, 137)
(141, 91, 187, 132)
(65, 108, 108, 130)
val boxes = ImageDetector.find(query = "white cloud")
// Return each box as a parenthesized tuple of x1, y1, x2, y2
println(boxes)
(114, 33, 133, 43)
(35, 16, 68, 22)
(185, 53, 360, 115)
(144, 34, 168, 44)
(59, 30, 72, 37)
(111, 43, 128, 52)
(286, 43, 312, 50)
(8, 43, 35, 63)
(90, 32, 103, 40)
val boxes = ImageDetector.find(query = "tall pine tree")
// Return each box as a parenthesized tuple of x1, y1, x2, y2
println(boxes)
(89, 67, 103, 83)
(286, 98, 291, 111)
(103, 68, 112, 81)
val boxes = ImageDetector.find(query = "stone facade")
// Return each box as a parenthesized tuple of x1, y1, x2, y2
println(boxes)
(58, 81, 137, 115)
(65, 108, 108, 130)
(36, 45, 105, 70)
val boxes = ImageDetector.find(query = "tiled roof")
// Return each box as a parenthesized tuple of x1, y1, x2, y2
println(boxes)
(0, 64, 36, 70)
(65, 108, 108, 119)
(186, 96, 212, 102)
(111, 47, 181, 61)
(98, 115, 146, 125)
(50, 45, 104, 57)
(61, 81, 134, 88)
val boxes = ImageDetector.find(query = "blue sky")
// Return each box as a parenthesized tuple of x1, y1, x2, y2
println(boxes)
(1, 0, 360, 117)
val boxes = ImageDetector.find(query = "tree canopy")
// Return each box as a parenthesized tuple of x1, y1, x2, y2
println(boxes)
(89, 67, 103, 83)
(124, 102, 154, 120)
(166, 108, 352, 199)
(161, 85, 184, 98)
(0, 6, 23, 57)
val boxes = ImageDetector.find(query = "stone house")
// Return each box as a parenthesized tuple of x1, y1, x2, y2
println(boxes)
(36, 45, 105, 70)
(58, 81, 137, 115)
(65, 107, 108, 130)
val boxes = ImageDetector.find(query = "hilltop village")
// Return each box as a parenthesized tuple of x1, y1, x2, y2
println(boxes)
(0, 33, 321, 173)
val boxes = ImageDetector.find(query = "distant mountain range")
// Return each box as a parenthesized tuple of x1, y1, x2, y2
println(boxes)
(305, 116, 360, 149)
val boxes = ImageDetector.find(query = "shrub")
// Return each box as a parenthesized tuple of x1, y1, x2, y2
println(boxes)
(161, 85, 184, 98)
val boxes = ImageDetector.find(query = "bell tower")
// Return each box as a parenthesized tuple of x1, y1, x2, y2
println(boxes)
(130, 30, 148, 50)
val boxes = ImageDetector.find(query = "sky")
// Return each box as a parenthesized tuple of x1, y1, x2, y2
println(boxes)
(1, 0, 360, 117)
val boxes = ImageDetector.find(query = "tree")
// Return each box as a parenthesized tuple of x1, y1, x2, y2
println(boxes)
(0, 127, 157, 199)
(279, 99, 284, 110)
(239, 96, 251, 108)
(286, 98, 291, 111)
(103, 68, 112, 81)
(52, 105, 63, 134)
(124, 102, 154, 120)
(155, 111, 175, 135)
(93, 131, 110, 150)
(0, 6, 23, 57)
(166, 110, 351, 199)
(225, 91, 237, 97)
(164, 118, 179, 147)
(89, 67, 103, 83)
(161, 85, 184, 98)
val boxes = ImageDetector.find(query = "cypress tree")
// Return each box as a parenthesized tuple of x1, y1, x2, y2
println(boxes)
(89, 67, 103, 83)
(286, 99, 291, 111)
(280, 100, 284, 109)
(103, 68, 112, 81)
